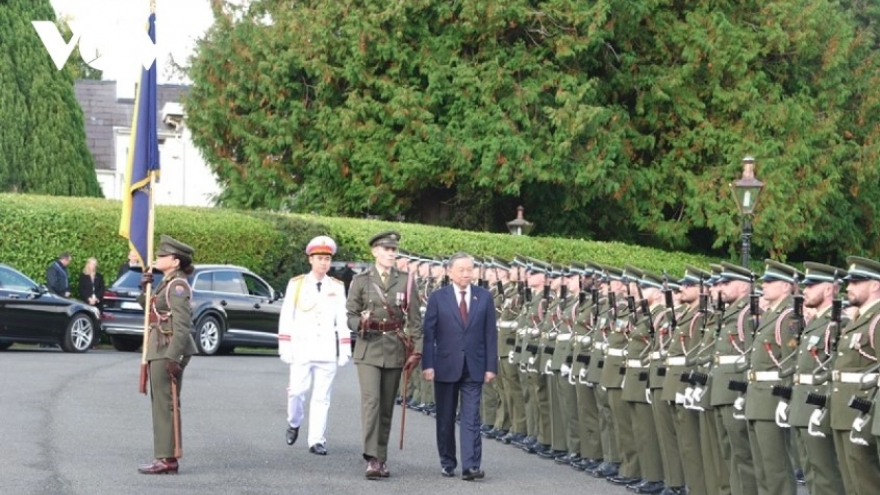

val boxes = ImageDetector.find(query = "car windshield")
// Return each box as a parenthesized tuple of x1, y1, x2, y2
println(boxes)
(112, 269, 164, 291)
(0, 266, 38, 291)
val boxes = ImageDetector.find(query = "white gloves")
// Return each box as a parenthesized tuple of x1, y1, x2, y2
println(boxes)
(508, 351, 515, 364)
(544, 360, 553, 375)
(808, 409, 826, 438)
(775, 401, 790, 428)
(645, 389, 653, 404)
(851, 415, 871, 446)
(733, 397, 746, 420)
(560, 364, 571, 377)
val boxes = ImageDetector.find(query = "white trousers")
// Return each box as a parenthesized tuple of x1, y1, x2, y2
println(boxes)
(287, 360, 338, 446)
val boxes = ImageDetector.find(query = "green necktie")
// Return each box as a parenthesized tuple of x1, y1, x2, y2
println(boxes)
(381, 272, 389, 288)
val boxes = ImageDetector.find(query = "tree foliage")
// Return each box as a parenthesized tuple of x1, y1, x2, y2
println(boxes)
(0, 0, 102, 197)
(185, 0, 880, 264)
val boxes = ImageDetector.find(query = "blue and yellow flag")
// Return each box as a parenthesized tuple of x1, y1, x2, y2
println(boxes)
(119, 12, 159, 267)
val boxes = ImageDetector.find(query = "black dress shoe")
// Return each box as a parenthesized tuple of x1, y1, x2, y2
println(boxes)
(588, 461, 619, 478)
(795, 468, 805, 486)
(574, 458, 602, 471)
(628, 480, 650, 491)
(309, 443, 327, 455)
(500, 432, 524, 444)
(480, 424, 493, 433)
(660, 486, 687, 495)
(365, 459, 381, 480)
(512, 434, 535, 447)
(537, 448, 566, 459)
(525, 442, 550, 455)
(461, 468, 485, 481)
(633, 481, 665, 494)
(379, 461, 390, 478)
(285, 426, 299, 446)
(555, 453, 581, 465)
(607, 475, 641, 486)
(423, 403, 436, 415)
(441, 467, 455, 478)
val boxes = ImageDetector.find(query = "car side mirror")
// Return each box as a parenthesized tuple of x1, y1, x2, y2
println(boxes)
(31, 285, 48, 297)
(274, 290, 284, 301)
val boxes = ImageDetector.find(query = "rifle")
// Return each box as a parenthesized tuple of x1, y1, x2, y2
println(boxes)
(662, 271, 677, 331)
(591, 285, 600, 324)
(714, 291, 726, 337)
(791, 274, 805, 344)
(636, 283, 654, 339)
(698, 274, 710, 336)
(624, 275, 638, 327)
(830, 270, 843, 352)
(749, 272, 761, 333)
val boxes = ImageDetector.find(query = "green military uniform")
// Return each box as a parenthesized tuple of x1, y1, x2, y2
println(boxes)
(830, 257, 880, 495)
(789, 262, 845, 495)
(533, 279, 560, 453)
(346, 231, 423, 475)
(517, 260, 554, 452)
(513, 262, 540, 445)
(687, 265, 732, 495)
(641, 271, 686, 493)
(485, 263, 509, 434)
(584, 263, 620, 476)
(598, 266, 639, 482)
(538, 266, 567, 457)
(744, 260, 801, 495)
(568, 265, 604, 468)
(710, 262, 758, 495)
(661, 266, 711, 495)
(497, 259, 527, 442)
(548, 271, 581, 462)
(137, 235, 197, 468)
(620, 267, 663, 487)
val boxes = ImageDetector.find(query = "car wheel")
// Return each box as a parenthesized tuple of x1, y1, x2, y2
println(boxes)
(61, 314, 95, 353)
(110, 335, 142, 352)
(0, 340, 12, 351)
(196, 315, 223, 355)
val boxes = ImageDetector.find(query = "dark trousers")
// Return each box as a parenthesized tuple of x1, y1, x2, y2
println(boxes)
(434, 363, 484, 471)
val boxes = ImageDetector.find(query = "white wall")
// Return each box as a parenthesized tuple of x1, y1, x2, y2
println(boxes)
(109, 126, 221, 207)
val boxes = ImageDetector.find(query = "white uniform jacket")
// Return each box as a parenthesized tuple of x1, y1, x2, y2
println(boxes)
(278, 274, 351, 365)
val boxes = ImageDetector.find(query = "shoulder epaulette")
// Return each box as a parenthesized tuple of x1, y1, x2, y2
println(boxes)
(353, 270, 370, 278)
(289, 274, 306, 283)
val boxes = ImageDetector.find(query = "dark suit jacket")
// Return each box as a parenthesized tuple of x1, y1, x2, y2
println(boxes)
(78, 273, 106, 311)
(422, 284, 498, 382)
(46, 260, 69, 296)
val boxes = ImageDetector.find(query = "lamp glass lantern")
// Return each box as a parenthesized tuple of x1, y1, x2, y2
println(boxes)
(506, 206, 534, 236)
(731, 156, 764, 216)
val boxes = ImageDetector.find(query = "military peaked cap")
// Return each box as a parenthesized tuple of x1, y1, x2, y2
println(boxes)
(156, 234, 194, 258)
(802, 262, 844, 286)
(679, 265, 712, 286)
(719, 262, 753, 283)
(639, 270, 665, 290)
(845, 256, 880, 282)
(369, 231, 400, 248)
(759, 259, 803, 284)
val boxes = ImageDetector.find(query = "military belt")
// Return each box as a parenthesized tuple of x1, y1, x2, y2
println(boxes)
(626, 359, 646, 368)
(557, 333, 572, 342)
(606, 348, 626, 357)
(666, 356, 687, 366)
(649, 351, 663, 360)
(592, 341, 607, 351)
(794, 374, 814, 385)
(364, 321, 401, 332)
(715, 355, 741, 365)
(499, 321, 518, 329)
(749, 371, 780, 382)
(832, 371, 878, 384)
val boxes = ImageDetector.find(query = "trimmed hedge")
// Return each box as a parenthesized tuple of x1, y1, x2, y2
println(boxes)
(0, 193, 717, 294)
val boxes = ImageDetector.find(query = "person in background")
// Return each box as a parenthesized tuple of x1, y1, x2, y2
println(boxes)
(79, 257, 106, 348)
(119, 250, 141, 279)
(46, 252, 72, 297)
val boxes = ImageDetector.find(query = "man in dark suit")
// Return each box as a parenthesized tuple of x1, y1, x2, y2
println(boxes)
(46, 252, 71, 297)
(422, 252, 498, 481)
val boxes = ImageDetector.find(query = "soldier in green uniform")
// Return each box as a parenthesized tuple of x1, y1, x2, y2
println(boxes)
(137, 235, 198, 475)
(662, 266, 711, 495)
(518, 259, 554, 454)
(600, 266, 641, 486)
(646, 273, 686, 495)
(346, 231, 423, 480)
(711, 262, 758, 495)
(512, 258, 541, 449)
(684, 265, 732, 495)
(786, 262, 846, 495)
(536, 265, 568, 460)
(830, 256, 880, 494)
(497, 258, 529, 445)
(545, 265, 582, 464)
(617, 268, 663, 494)
(584, 264, 621, 478)
(484, 257, 512, 439)
(482, 258, 509, 437)
(744, 260, 801, 495)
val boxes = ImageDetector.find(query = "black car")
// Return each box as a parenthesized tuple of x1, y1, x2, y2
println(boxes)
(0, 263, 102, 352)
(102, 265, 283, 355)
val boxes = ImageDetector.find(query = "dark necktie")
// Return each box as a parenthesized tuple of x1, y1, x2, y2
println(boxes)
(316, 281, 322, 293)
(459, 290, 468, 324)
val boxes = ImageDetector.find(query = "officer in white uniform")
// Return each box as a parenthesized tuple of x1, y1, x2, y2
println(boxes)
(279, 235, 352, 455)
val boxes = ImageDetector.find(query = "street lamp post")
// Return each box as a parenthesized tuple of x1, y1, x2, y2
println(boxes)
(730, 156, 764, 268)
(506, 206, 534, 236)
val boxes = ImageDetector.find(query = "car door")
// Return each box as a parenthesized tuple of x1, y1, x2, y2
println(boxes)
(208, 270, 252, 335)
(241, 272, 281, 343)
(0, 266, 64, 339)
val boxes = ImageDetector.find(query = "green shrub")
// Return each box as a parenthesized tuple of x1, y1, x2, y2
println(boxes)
(0, 193, 718, 296)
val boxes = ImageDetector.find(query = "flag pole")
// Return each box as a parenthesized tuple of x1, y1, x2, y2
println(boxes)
(138, 0, 158, 395)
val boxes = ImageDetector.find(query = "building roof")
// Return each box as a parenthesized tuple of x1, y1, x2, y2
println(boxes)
(74, 80, 189, 171)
